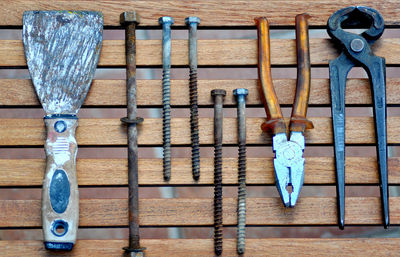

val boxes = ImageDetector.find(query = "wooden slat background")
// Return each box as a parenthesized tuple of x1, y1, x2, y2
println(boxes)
(2, 0, 400, 256)
(1, 117, 400, 145)
(3, 157, 400, 186)
(2, 78, 400, 106)
(0, 0, 399, 26)
(3, 239, 400, 257)
(0, 39, 399, 66)
(0, 197, 399, 227)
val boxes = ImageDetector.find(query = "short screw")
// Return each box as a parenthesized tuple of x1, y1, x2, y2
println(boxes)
(185, 16, 201, 181)
(233, 88, 248, 255)
(211, 89, 226, 256)
(159, 16, 174, 181)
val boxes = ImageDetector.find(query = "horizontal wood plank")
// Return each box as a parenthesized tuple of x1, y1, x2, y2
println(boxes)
(1, 157, 400, 186)
(0, 197, 397, 227)
(1, 0, 400, 26)
(2, 78, 400, 106)
(0, 39, 399, 67)
(2, 239, 400, 257)
(0, 117, 399, 146)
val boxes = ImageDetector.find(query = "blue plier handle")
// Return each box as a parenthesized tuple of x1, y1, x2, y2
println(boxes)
(327, 6, 388, 229)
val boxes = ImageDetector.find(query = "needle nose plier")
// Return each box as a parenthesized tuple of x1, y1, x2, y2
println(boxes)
(256, 14, 314, 207)
(327, 6, 388, 229)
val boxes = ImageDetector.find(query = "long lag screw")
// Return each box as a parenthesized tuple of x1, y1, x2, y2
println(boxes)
(233, 88, 248, 255)
(159, 16, 174, 181)
(211, 89, 226, 256)
(120, 11, 146, 257)
(185, 16, 201, 181)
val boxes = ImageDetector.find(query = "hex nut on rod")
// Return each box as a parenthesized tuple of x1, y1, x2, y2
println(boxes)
(185, 16, 201, 181)
(211, 89, 226, 256)
(120, 11, 146, 257)
(233, 88, 248, 255)
(159, 16, 174, 181)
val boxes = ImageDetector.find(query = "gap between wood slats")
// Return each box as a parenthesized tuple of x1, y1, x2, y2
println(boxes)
(2, 238, 400, 256)
(0, 39, 398, 66)
(1, 157, 399, 186)
(0, 117, 399, 146)
(0, 197, 397, 227)
(0, 0, 400, 26)
(2, 78, 400, 106)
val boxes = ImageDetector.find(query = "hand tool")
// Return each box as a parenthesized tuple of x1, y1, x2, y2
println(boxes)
(23, 10, 103, 250)
(233, 88, 248, 255)
(255, 14, 313, 208)
(212, 89, 226, 256)
(159, 16, 174, 181)
(185, 16, 201, 181)
(327, 6, 388, 229)
(120, 11, 146, 257)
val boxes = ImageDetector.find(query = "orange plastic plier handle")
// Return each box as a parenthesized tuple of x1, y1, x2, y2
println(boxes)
(256, 14, 314, 135)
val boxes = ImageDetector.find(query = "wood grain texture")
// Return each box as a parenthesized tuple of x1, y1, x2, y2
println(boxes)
(2, 239, 400, 257)
(0, 117, 399, 146)
(2, 157, 400, 186)
(0, 39, 399, 66)
(3, 78, 398, 106)
(0, 197, 399, 227)
(1, 0, 400, 26)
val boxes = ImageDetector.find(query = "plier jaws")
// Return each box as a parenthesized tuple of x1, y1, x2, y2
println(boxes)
(273, 132, 305, 207)
(256, 14, 313, 207)
(327, 6, 388, 229)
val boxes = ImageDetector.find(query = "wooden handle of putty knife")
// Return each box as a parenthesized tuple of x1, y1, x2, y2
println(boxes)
(42, 115, 79, 250)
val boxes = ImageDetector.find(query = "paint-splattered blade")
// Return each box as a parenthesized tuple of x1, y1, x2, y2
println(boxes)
(23, 11, 103, 115)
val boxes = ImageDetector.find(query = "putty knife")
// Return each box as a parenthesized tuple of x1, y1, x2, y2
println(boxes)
(23, 10, 103, 250)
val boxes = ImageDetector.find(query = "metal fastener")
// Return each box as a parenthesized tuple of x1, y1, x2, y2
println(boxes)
(185, 16, 201, 181)
(120, 11, 146, 257)
(233, 88, 248, 255)
(159, 16, 174, 181)
(211, 89, 226, 256)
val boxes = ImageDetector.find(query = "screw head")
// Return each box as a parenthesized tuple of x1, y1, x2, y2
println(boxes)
(159, 16, 174, 25)
(120, 12, 140, 25)
(185, 16, 201, 25)
(211, 89, 227, 97)
(233, 88, 248, 96)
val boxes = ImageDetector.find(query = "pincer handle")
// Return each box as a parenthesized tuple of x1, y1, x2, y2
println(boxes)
(255, 17, 286, 135)
(42, 115, 79, 250)
(290, 13, 314, 133)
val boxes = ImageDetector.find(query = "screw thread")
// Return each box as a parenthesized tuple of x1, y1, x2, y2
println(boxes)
(189, 68, 200, 180)
(237, 142, 247, 255)
(162, 69, 171, 181)
(214, 142, 223, 256)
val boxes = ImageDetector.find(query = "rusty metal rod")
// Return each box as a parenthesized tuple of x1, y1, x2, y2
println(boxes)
(120, 11, 145, 257)
(185, 16, 201, 181)
(212, 89, 226, 256)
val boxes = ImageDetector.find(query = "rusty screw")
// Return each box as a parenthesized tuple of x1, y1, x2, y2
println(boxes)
(120, 11, 146, 257)
(185, 16, 201, 181)
(211, 89, 226, 256)
(233, 88, 248, 255)
(159, 16, 174, 181)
